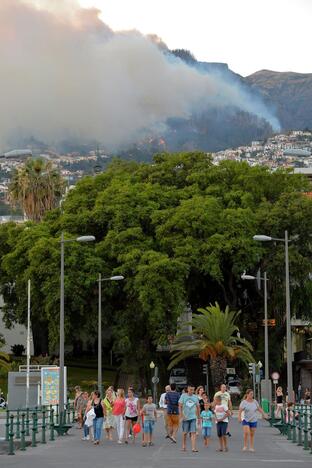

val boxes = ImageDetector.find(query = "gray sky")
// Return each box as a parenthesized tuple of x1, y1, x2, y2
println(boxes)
(79, 0, 312, 76)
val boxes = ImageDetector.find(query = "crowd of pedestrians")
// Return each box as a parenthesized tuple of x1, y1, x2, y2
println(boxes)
(74, 381, 268, 453)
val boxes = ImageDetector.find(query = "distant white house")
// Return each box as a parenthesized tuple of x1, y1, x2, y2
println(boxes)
(0, 296, 34, 355)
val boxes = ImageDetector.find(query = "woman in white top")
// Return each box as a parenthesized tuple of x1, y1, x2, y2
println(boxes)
(124, 387, 141, 444)
(238, 389, 267, 452)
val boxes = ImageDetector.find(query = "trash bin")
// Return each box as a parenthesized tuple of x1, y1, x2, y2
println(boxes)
(261, 398, 270, 413)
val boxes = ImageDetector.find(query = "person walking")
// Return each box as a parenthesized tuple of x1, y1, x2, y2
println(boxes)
(112, 388, 126, 444)
(85, 390, 106, 445)
(179, 384, 200, 453)
(214, 395, 230, 452)
(124, 387, 141, 444)
(81, 392, 91, 441)
(104, 387, 115, 441)
(165, 383, 180, 443)
(159, 385, 171, 439)
(142, 395, 157, 447)
(238, 388, 267, 452)
(213, 383, 232, 436)
(196, 386, 205, 413)
(200, 402, 213, 447)
(275, 386, 284, 418)
(74, 386, 84, 429)
(304, 387, 311, 404)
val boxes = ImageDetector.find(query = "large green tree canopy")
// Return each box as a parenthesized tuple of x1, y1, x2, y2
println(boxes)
(1, 152, 312, 378)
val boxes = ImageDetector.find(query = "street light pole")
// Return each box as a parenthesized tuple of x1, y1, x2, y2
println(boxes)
(59, 232, 65, 424)
(97, 275, 124, 395)
(242, 271, 270, 401)
(263, 272, 269, 401)
(59, 233, 95, 427)
(253, 230, 294, 401)
(284, 230, 293, 401)
(98, 273, 102, 395)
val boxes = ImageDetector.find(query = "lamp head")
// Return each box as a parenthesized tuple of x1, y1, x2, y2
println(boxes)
(76, 235, 96, 243)
(253, 235, 272, 242)
(110, 276, 124, 281)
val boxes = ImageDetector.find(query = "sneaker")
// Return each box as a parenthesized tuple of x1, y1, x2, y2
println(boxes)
(81, 437, 88, 441)
(117, 440, 123, 444)
(149, 442, 154, 446)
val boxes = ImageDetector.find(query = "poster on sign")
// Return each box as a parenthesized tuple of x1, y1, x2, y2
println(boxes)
(41, 367, 67, 405)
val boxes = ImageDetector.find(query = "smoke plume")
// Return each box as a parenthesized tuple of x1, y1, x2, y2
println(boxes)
(0, 0, 280, 150)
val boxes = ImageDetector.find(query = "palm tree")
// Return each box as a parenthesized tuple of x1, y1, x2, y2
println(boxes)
(169, 302, 254, 391)
(8, 158, 66, 222)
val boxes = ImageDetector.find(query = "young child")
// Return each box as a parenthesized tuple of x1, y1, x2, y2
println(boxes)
(142, 395, 157, 447)
(214, 395, 230, 452)
(200, 402, 213, 447)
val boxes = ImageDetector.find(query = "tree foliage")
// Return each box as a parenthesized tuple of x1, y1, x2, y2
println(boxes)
(8, 158, 66, 221)
(0, 152, 312, 380)
(169, 303, 254, 390)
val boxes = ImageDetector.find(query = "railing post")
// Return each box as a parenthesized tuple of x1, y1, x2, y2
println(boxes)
(42, 408, 46, 444)
(26, 407, 30, 437)
(35, 406, 39, 433)
(297, 409, 303, 446)
(20, 413, 26, 451)
(5, 410, 10, 441)
(50, 408, 55, 442)
(287, 408, 292, 440)
(31, 412, 37, 447)
(55, 404, 59, 425)
(66, 402, 70, 424)
(71, 402, 75, 423)
(8, 414, 15, 455)
(303, 407, 309, 450)
(15, 409, 21, 439)
(292, 408, 297, 443)
(270, 403, 275, 427)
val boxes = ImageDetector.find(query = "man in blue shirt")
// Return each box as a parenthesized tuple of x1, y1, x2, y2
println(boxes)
(178, 384, 200, 452)
(165, 383, 180, 443)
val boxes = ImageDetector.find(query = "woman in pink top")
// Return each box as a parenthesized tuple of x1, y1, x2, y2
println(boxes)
(112, 388, 126, 444)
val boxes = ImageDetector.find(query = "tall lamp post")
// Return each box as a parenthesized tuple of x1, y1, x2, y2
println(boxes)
(97, 274, 124, 395)
(253, 231, 294, 401)
(59, 233, 95, 426)
(241, 271, 270, 402)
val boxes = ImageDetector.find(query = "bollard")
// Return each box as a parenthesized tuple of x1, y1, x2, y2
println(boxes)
(42, 408, 46, 444)
(310, 413, 312, 455)
(5, 410, 10, 441)
(50, 409, 55, 441)
(26, 408, 30, 437)
(8, 414, 15, 455)
(31, 412, 37, 447)
(16, 409, 21, 439)
(20, 413, 26, 451)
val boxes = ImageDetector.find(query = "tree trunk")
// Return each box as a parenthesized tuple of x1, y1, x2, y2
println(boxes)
(31, 320, 49, 356)
(210, 356, 227, 392)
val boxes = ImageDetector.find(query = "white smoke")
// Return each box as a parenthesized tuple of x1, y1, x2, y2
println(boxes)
(0, 0, 280, 150)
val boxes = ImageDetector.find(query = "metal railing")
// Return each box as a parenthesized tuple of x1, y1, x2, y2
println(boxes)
(3, 403, 75, 455)
(269, 403, 312, 454)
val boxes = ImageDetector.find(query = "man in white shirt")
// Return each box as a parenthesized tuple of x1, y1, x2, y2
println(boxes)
(213, 383, 232, 437)
(159, 385, 171, 438)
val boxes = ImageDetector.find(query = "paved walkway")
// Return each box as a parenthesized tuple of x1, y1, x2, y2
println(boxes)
(1, 415, 312, 468)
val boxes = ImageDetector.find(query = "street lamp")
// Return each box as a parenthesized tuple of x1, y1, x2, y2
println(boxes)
(149, 361, 158, 404)
(97, 274, 124, 395)
(253, 231, 294, 400)
(241, 270, 270, 402)
(59, 232, 95, 427)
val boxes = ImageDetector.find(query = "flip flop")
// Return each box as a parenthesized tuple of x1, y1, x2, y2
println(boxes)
(181, 448, 187, 452)
(192, 449, 199, 452)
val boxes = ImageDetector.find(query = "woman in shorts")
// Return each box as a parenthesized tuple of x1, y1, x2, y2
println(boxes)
(238, 389, 267, 452)
(124, 387, 141, 444)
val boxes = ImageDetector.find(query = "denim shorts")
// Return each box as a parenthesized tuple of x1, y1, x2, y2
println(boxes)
(143, 420, 155, 434)
(202, 426, 212, 438)
(217, 421, 228, 437)
(242, 420, 257, 428)
(182, 419, 196, 433)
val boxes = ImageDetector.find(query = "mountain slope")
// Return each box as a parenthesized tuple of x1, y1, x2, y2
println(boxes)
(246, 70, 312, 130)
